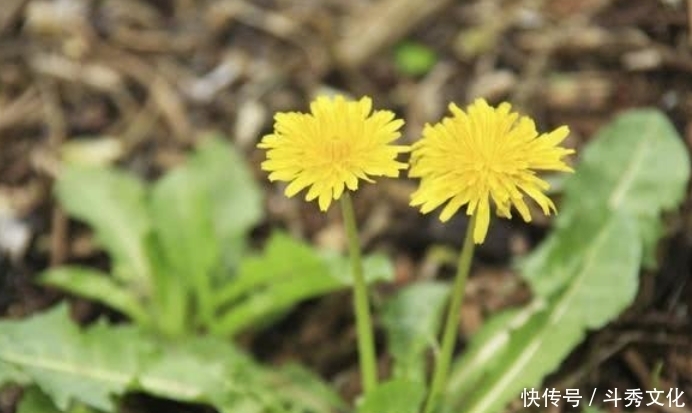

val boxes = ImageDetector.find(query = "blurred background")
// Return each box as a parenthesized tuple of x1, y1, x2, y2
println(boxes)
(0, 0, 690, 411)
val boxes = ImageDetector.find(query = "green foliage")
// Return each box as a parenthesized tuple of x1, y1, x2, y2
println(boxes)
(0, 305, 345, 413)
(447, 215, 640, 413)
(38, 267, 149, 326)
(212, 232, 393, 336)
(41, 136, 393, 338)
(551, 109, 690, 268)
(394, 41, 438, 76)
(0, 306, 144, 411)
(445, 109, 690, 413)
(0, 360, 30, 387)
(17, 388, 61, 413)
(357, 379, 426, 413)
(381, 281, 449, 384)
(55, 167, 152, 291)
(17, 387, 95, 413)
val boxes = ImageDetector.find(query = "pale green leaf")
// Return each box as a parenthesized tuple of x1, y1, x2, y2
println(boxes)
(16, 387, 96, 413)
(447, 214, 641, 413)
(0, 305, 149, 412)
(144, 235, 190, 336)
(546, 109, 689, 271)
(446, 301, 544, 400)
(560, 110, 689, 221)
(39, 267, 148, 326)
(55, 167, 152, 290)
(0, 306, 340, 413)
(151, 165, 218, 285)
(322, 250, 394, 286)
(211, 231, 393, 336)
(16, 387, 62, 413)
(138, 340, 236, 403)
(521, 110, 690, 296)
(213, 231, 326, 306)
(150, 164, 218, 325)
(358, 379, 426, 413)
(188, 136, 263, 273)
(210, 267, 343, 336)
(0, 360, 30, 387)
(139, 336, 341, 413)
(268, 364, 348, 412)
(381, 281, 449, 383)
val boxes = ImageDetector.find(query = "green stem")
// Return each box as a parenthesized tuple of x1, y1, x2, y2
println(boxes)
(423, 215, 477, 413)
(340, 192, 378, 394)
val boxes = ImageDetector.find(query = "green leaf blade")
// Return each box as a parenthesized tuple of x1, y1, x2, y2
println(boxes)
(450, 214, 641, 413)
(39, 267, 148, 326)
(211, 231, 394, 337)
(0, 305, 149, 412)
(381, 281, 449, 383)
(563, 109, 689, 217)
(55, 166, 153, 290)
(190, 136, 264, 271)
(553, 109, 690, 269)
(358, 379, 426, 413)
(150, 164, 219, 327)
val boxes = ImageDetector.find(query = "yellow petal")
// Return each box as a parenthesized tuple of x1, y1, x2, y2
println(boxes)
(473, 198, 490, 244)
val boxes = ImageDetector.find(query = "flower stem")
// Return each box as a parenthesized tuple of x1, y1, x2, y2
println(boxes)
(340, 192, 378, 394)
(423, 215, 476, 413)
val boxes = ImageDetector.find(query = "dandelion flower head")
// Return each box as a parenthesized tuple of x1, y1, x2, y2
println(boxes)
(409, 98, 575, 244)
(258, 95, 408, 211)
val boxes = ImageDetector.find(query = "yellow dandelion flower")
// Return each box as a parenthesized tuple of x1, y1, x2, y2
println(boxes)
(258, 95, 408, 211)
(409, 98, 575, 244)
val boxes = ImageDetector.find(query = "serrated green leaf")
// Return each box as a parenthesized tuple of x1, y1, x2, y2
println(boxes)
(447, 214, 641, 413)
(0, 305, 150, 412)
(1, 306, 340, 413)
(39, 267, 149, 326)
(446, 301, 545, 401)
(150, 166, 218, 282)
(211, 274, 338, 336)
(138, 341, 233, 402)
(139, 336, 341, 413)
(55, 166, 152, 291)
(0, 360, 31, 387)
(358, 379, 426, 413)
(263, 363, 347, 413)
(213, 232, 326, 307)
(545, 109, 690, 272)
(189, 136, 263, 273)
(381, 281, 449, 383)
(322, 250, 394, 286)
(150, 162, 219, 325)
(16, 387, 96, 413)
(16, 387, 62, 413)
(211, 231, 393, 336)
(521, 110, 690, 297)
(561, 110, 688, 220)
